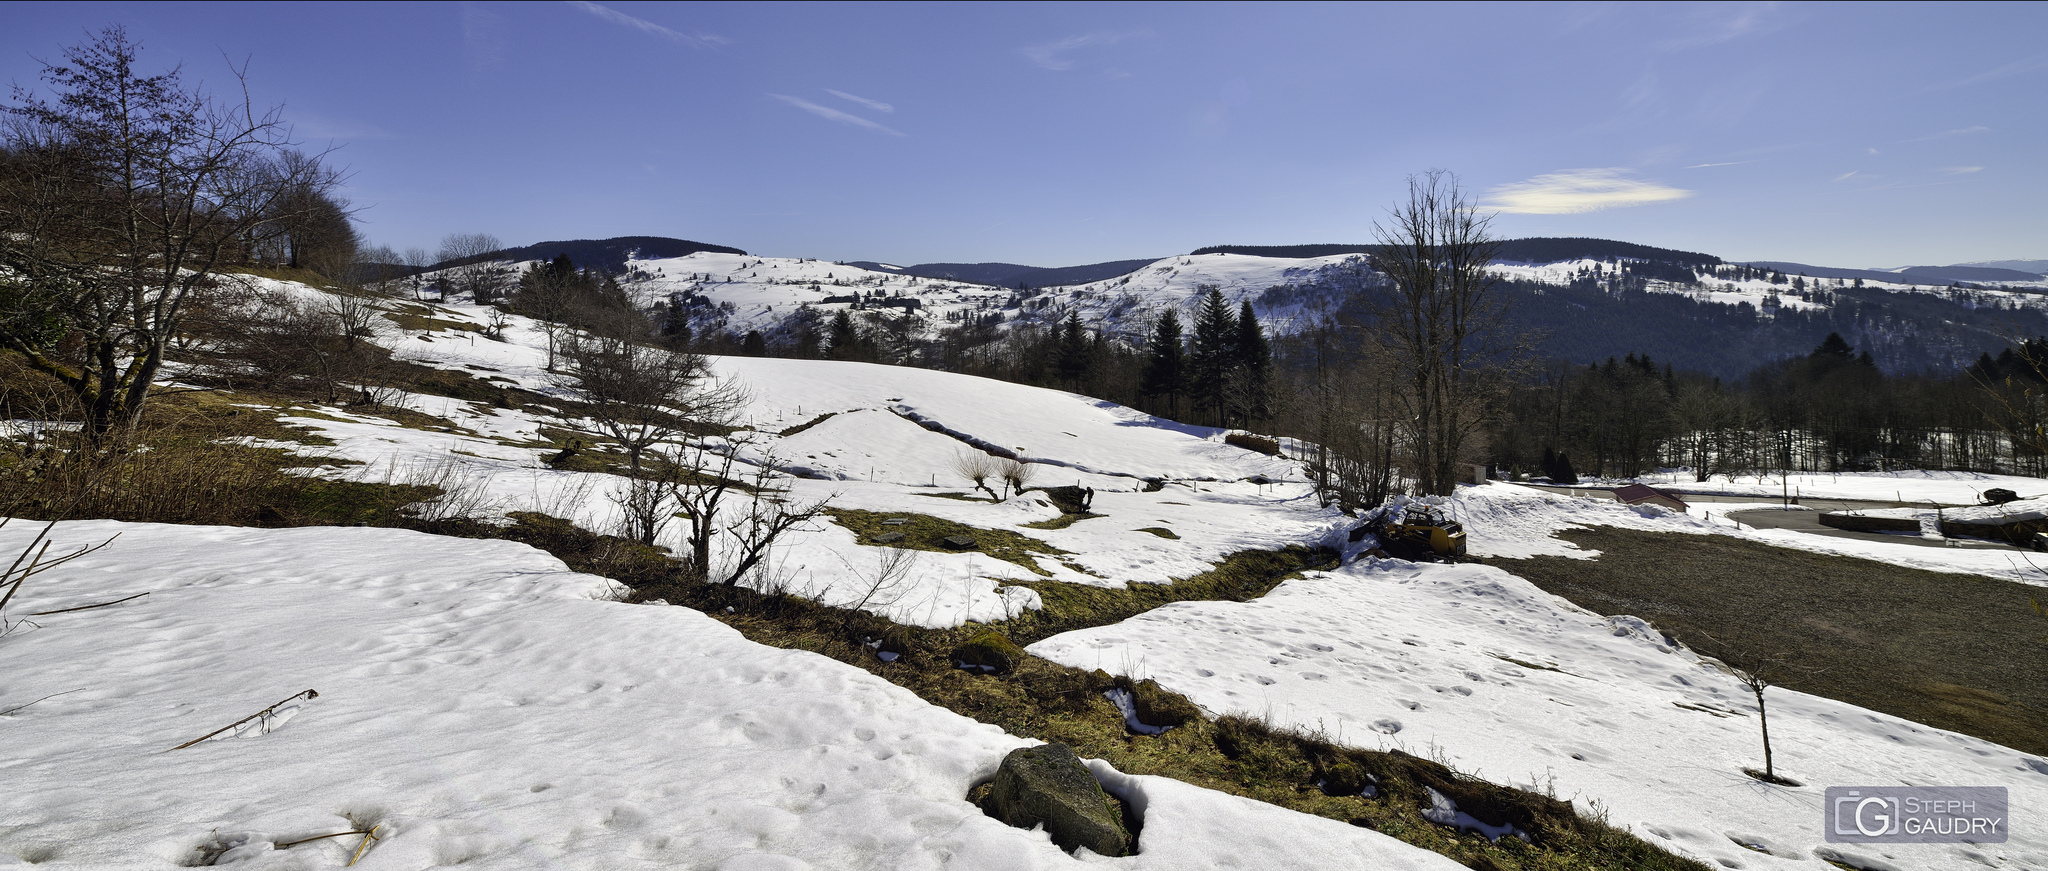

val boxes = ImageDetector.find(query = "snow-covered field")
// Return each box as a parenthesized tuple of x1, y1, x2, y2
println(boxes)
(8, 275, 2048, 869)
(1029, 553, 2048, 871)
(1633, 469, 2048, 506)
(0, 521, 1461, 871)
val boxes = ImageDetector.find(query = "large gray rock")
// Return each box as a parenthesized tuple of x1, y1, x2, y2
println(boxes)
(981, 743, 1132, 856)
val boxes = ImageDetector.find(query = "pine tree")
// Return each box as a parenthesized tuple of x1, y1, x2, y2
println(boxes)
(825, 310, 862, 361)
(1140, 308, 1186, 417)
(1231, 300, 1272, 423)
(1188, 287, 1239, 427)
(1053, 310, 1091, 389)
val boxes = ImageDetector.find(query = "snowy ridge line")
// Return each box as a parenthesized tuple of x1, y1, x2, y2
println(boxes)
(888, 405, 1247, 486)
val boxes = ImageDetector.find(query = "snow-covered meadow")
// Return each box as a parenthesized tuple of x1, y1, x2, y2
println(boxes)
(7, 277, 2048, 870)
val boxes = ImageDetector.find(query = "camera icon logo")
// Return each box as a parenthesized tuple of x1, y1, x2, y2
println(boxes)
(1833, 791, 1900, 837)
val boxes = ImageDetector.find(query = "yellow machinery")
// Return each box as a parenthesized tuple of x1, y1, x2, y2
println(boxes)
(1388, 507, 1467, 559)
(1355, 503, 1467, 561)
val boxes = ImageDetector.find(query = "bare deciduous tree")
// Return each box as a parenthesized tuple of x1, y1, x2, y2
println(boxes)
(1689, 632, 1809, 785)
(556, 333, 746, 478)
(1367, 170, 1518, 496)
(837, 545, 917, 626)
(0, 26, 342, 446)
(952, 449, 999, 501)
(624, 440, 830, 586)
(996, 456, 1035, 499)
(436, 232, 507, 303)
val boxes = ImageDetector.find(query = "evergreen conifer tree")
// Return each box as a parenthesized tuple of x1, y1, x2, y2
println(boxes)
(1053, 310, 1091, 388)
(1189, 287, 1239, 426)
(1232, 299, 1272, 423)
(825, 310, 862, 361)
(1140, 308, 1186, 417)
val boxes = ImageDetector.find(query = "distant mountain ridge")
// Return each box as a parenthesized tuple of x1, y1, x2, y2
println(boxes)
(1899, 265, 2046, 283)
(1191, 237, 1722, 267)
(1954, 259, 2048, 275)
(434, 236, 747, 274)
(1748, 261, 2048, 285)
(843, 259, 1159, 288)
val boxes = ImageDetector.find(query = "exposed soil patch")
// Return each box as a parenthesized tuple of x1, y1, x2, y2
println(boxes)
(1485, 527, 2048, 756)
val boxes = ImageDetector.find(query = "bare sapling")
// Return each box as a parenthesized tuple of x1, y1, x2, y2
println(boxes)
(837, 545, 919, 629)
(952, 449, 1000, 501)
(1689, 632, 1810, 785)
(996, 457, 1036, 499)
(713, 454, 832, 588)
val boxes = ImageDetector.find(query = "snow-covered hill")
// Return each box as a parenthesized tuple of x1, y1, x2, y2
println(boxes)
(7, 274, 2047, 870)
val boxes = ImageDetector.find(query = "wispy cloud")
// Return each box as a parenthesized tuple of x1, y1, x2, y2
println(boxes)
(1683, 160, 1750, 169)
(769, 94, 904, 136)
(1912, 55, 2048, 94)
(1903, 125, 1989, 142)
(1656, 2, 1799, 50)
(568, 1, 724, 48)
(1484, 168, 1692, 214)
(461, 3, 509, 73)
(826, 89, 894, 114)
(1937, 166, 1984, 175)
(1021, 31, 1140, 71)
(1834, 171, 1859, 182)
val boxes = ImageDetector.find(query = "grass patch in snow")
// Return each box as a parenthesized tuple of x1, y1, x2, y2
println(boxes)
(382, 303, 485, 335)
(1000, 546, 1332, 646)
(610, 555, 1708, 871)
(917, 491, 986, 502)
(1489, 526, 2048, 757)
(218, 264, 336, 287)
(826, 508, 1068, 576)
(1020, 512, 1104, 530)
(1135, 526, 1179, 539)
(777, 411, 837, 437)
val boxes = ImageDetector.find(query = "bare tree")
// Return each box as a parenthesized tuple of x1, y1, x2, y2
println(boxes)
(555, 333, 746, 478)
(837, 545, 918, 626)
(400, 247, 435, 300)
(630, 440, 829, 586)
(1690, 633, 1809, 785)
(436, 232, 507, 302)
(996, 456, 1036, 499)
(250, 149, 357, 278)
(0, 27, 341, 446)
(952, 449, 1000, 501)
(1367, 170, 1517, 496)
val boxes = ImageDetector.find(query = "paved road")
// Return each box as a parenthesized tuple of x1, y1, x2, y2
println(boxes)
(1722, 507, 2021, 551)
(1511, 482, 2023, 551)
(1513, 482, 1913, 510)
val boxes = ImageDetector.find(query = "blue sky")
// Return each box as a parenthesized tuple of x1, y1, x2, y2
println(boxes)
(5, 2, 2043, 267)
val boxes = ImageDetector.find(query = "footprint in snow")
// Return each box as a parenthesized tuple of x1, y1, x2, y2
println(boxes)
(1370, 718, 1402, 734)
(1253, 675, 1276, 686)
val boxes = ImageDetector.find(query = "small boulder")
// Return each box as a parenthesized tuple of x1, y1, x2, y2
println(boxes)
(871, 531, 906, 544)
(941, 535, 978, 549)
(1115, 677, 1201, 732)
(980, 743, 1133, 856)
(952, 629, 1025, 674)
